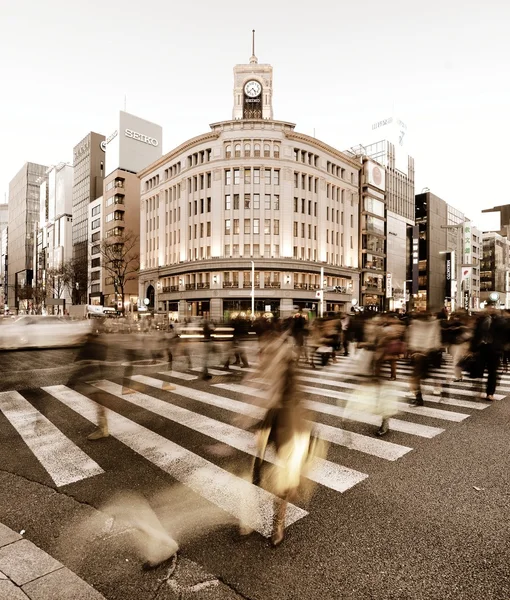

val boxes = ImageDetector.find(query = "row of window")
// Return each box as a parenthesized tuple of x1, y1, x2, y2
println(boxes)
(106, 195, 124, 207)
(225, 142, 279, 159)
(294, 172, 319, 192)
(224, 244, 279, 258)
(225, 168, 280, 186)
(187, 172, 212, 193)
(326, 160, 346, 179)
(188, 198, 212, 216)
(145, 175, 160, 191)
(294, 148, 319, 166)
(164, 162, 182, 181)
(105, 211, 124, 223)
(188, 222, 213, 239)
(225, 194, 279, 211)
(187, 149, 212, 168)
(225, 219, 279, 235)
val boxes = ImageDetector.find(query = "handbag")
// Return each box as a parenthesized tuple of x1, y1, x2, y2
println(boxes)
(353, 348, 375, 377)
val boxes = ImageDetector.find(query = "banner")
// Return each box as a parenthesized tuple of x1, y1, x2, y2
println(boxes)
(411, 225, 419, 295)
(386, 273, 393, 299)
(461, 266, 472, 283)
(463, 290, 470, 311)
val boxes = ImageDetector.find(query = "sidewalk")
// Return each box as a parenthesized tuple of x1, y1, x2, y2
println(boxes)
(0, 523, 106, 600)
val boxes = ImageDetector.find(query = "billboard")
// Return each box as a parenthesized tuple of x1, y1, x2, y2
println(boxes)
(105, 111, 162, 177)
(370, 115, 409, 175)
(365, 159, 386, 191)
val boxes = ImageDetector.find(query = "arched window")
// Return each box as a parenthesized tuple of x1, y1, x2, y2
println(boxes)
(264, 144, 270, 158)
(254, 143, 261, 157)
(225, 144, 232, 158)
(274, 145, 280, 158)
(235, 144, 241, 158)
(244, 143, 251, 157)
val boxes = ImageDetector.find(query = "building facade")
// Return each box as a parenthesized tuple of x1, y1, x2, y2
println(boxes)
(88, 196, 103, 306)
(7, 162, 47, 311)
(138, 53, 360, 322)
(480, 231, 510, 309)
(72, 132, 105, 303)
(35, 163, 74, 313)
(0, 204, 8, 311)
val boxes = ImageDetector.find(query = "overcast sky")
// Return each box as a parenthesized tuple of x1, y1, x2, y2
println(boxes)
(0, 0, 507, 229)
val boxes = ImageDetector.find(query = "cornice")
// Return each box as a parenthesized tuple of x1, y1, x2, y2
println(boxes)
(285, 131, 362, 170)
(137, 131, 221, 178)
(209, 118, 296, 130)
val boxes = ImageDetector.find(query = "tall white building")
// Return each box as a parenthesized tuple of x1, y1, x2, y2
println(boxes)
(138, 50, 361, 322)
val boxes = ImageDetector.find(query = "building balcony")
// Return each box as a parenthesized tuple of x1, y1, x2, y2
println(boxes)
(196, 282, 210, 290)
(243, 282, 260, 289)
(185, 283, 195, 290)
(265, 282, 281, 289)
(223, 281, 237, 288)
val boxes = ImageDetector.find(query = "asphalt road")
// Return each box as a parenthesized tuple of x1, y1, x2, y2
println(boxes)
(1, 343, 510, 600)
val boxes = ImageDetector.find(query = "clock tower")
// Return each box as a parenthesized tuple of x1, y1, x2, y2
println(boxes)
(232, 31, 273, 120)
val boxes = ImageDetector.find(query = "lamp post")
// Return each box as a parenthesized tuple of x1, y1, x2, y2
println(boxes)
(250, 260, 255, 320)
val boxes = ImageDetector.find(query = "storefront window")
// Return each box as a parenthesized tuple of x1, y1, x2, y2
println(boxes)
(364, 197, 385, 217)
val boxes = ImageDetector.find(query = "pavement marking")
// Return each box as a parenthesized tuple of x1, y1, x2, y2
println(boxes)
(216, 383, 444, 439)
(43, 385, 307, 537)
(0, 390, 104, 487)
(158, 370, 199, 381)
(190, 368, 233, 376)
(128, 375, 411, 462)
(298, 367, 488, 411)
(90, 378, 369, 493)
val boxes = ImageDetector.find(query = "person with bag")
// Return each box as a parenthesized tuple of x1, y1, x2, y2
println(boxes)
(470, 300, 508, 401)
(406, 312, 442, 406)
(376, 315, 406, 381)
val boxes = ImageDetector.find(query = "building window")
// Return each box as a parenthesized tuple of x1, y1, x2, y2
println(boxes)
(253, 194, 260, 209)
(254, 169, 260, 184)
(244, 144, 251, 157)
(91, 218, 100, 230)
(207, 197, 211, 212)
(273, 170, 280, 185)
(264, 144, 271, 158)
(233, 194, 240, 210)
(253, 243, 260, 256)
(265, 169, 271, 185)
(273, 244, 279, 257)
(274, 195, 279, 210)
(233, 243, 239, 257)
(234, 169, 240, 185)
(91, 205, 100, 216)
(224, 244, 230, 256)
(264, 219, 271, 234)
(274, 145, 280, 158)
(265, 194, 271, 210)
(207, 222, 211, 236)
(301, 223, 305, 238)
(244, 169, 251, 184)
(253, 219, 260, 234)
(90, 271, 100, 281)
(233, 219, 240, 234)
(244, 219, 251, 234)
(264, 244, 271, 257)
(91, 257, 100, 268)
(274, 220, 279, 235)
(293, 222, 298, 237)
(244, 194, 251, 209)
(294, 197, 298, 212)
(91, 244, 100, 255)
(225, 170, 231, 185)
(235, 144, 241, 158)
(91, 232, 100, 242)
(225, 219, 231, 234)
(254, 144, 261, 157)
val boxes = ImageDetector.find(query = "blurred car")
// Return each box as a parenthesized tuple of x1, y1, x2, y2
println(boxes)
(0, 315, 91, 350)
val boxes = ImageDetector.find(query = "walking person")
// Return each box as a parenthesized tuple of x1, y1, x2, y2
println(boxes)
(470, 300, 508, 401)
(68, 319, 109, 440)
(406, 312, 442, 407)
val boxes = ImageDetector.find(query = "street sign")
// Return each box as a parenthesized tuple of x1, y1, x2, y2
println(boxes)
(315, 290, 323, 300)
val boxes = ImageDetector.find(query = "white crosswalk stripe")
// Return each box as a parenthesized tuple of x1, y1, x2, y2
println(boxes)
(42, 384, 307, 537)
(0, 390, 104, 486)
(130, 375, 411, 462)
(0, 349, 505, 536)
(90, 378, 369, 493)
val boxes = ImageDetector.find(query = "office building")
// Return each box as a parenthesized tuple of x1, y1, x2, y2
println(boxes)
(91, 111, 162, 311)
(7, 162, 47, 311)
(72, 132, 105, 303)
(0, 204, 8, 310)
(480, 231, 510, 309)
(138, 50, 360, 322)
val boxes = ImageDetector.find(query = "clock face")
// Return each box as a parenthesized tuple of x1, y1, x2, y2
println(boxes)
(244, 80, 262, 98)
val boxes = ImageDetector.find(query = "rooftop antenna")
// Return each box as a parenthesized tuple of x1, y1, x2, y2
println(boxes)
(250, 29, 258, 64)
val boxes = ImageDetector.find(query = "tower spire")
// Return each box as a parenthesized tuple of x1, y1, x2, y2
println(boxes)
(250, 29, 258, 64)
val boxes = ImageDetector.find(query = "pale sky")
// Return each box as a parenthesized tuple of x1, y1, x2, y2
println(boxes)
(1, 0, 508, 229)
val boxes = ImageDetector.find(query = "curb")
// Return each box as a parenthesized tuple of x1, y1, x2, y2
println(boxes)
(0, 523, 106, 600)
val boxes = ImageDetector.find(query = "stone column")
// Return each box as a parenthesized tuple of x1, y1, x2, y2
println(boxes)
(210, 297, 223, 323)
(280, 298, 294, 319)
(178, 300, 188, 322)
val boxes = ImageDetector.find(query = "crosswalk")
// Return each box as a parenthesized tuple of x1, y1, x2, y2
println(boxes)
(0, 352, 508, 537)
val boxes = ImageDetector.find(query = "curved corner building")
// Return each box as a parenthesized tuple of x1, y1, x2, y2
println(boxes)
(138, 50, 362, 322)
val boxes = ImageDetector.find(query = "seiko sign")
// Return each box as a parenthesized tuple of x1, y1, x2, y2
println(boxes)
(125, 128, 159, 147)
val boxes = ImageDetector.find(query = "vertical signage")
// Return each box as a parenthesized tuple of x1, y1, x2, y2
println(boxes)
(386, 273, 393, 299)
(464, 223, 471, 265)
(445, 251, 452, 298)
(463, 290, 470, 311)
(411, 225, 419, 295)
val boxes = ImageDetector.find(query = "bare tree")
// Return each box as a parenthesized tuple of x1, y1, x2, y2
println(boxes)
(46, 266, 66, 300)
(62, 257, 88, 305)
(100, 230, 140, 315)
